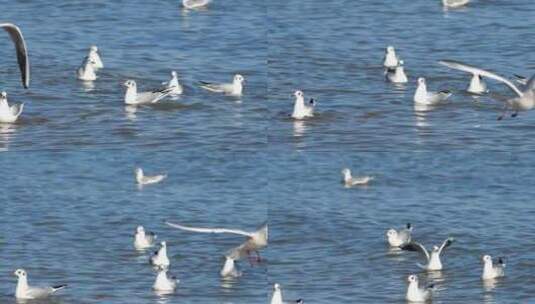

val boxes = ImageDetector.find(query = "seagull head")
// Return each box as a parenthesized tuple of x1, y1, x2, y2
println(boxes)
(398, 60, 404, 66)
(417, 77, 426, 85)
(160, 241, 167, 247)
(407, 274, 418, 283)
(234, 74, 245, 84)
(0, 91, 6, 99)
(294, 90, 304, 99)
(386, 46, 395, 53)
(14, 269, 26, 278)
(273, 283, 281, 291)
(341, 168, 351, 176)
(482, 255, 492, 263)
(90, 45, 98, 52)
(432, 245, 440, 252)
(136, 226, 145, 234)
(124, 80, 137, 89)
(171, 71, 178, 77)
(386, 228, 397, 239)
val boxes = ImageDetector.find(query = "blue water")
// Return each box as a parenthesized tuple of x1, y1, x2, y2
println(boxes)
(0, 0, 534, 303)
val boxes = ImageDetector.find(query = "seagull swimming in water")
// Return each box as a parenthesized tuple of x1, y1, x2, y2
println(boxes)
(183, 0, 212, 9)
(402, 237, 454, 271)
(442, 0, 470, 8)
(220, 255, 242, 278)
(87, 45, 103, 70)
(386, 223, 412, 248)
(481, 255, 505, 280)
(14, 269, 67, 300)
(270, 283, 304, 304)
(123, 80, 172, 105)
(291, 90, 315, 120)
(150, 241, 170, 268)
(0, 91, 23, 123)
(1, 23, 30, 88)
(414, 77, 451, 105)
(200, 74, 244, 96)
(386, 60, 408, 83)
(153, 267, 178, 292)
(406, 274, 434, 303)
(134, 225, 157, 250)
(439, 60, 535, 120)
(383, 46, 399, 69)
(341, 168, 374, 187)
(162, 71, 183, 95)
(135, 168, 167, 186)
(77, 57, 98, 81)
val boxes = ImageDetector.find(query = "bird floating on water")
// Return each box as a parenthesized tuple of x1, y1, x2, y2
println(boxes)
(150, 241, 170, 268)
(291, 90, 315, 120)
(482, 255, 505, 280)
(200, 74, 245, 97)
(14, 269, 67, 300)
(270, 283, 304, 304)
(134, 225, 157, 250)
(383, 46, 400, 69)
(124, 80, 172, 105)
(77, 57, 98, 81)
(135, 168, 167, 186)
(401, 237, 454, 271)
(87, 45, 103, 70)
(386, 60, 408, 84)
(1, 23, 30, 88)
(386, 223, 412, 248)
(406, 274, 434, 303)
(0, 91, 23, 123)
(183, 0, 212, 9)
(162, 71, 183, 95)
(341, 168, 374, 187)
(153, 267, 178, 292)
(442, 0, 470, 8)
(220, 255, 242, 278)
(414, 77, 451, 105)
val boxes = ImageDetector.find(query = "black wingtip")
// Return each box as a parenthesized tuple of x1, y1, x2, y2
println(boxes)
(498, 257, 505, 265)
(52, 284, 67, 290)
(406, 223, 412, 229)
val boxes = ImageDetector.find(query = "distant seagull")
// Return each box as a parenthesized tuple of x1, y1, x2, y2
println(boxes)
(442, 0, 470, 8)
(402, 237, 454, 271)
(183, 0, 212, 9)
(153, 267, 178, 292)
(14, 269, 67, 300)
(383, 46, 400, 69)
(134, 225, 157, 250)
(135, 168, 167, 186)
(271, 283, 304, 304)
(386, 223, 412, 248)
(150, 241, 170, 268)
(77, 58, 97, 81)
(123, 80, 172, 105)
(87, 45, 103, 70)
(0, 91, 23, 123)
(414, 77, 451, 105)
(482, 255, 505, 280)
(291, 90, 315, 120)
(406, 274, 433, 303)
(200, 74, 245, 97)
(386, 60, 408, 83)
(467, 74, 488, 94)
(1, 23, 30, 88)
(162, 71, 183, 95)
(439, 60, 535, 120)
(166, 221, 268, 262)
(220, 255, 242, 278)
(341, 168, 374, 187)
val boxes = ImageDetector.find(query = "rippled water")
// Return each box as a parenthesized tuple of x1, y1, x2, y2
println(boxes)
(1, 0, 534, 303)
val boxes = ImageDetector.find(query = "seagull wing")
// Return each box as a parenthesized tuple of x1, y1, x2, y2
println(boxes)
(439, 60, 523, 97)
(438, 237, 454, 255)
(1, 23, 30, 88)
(401, 241, 430, 261)
(166, 222, 254, 237)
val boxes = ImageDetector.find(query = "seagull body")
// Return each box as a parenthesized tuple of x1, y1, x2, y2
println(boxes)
(1, 23, 30, 88)
(386, 223, 412, 248)
(163, 71, 183, 95)
(150, 241, 170, 268)
(0, 91, 23, 123)
(271, 283, 304, 304)
(135, 168, 167, 186)
(467, 74, 488, 94)
(402, 237, 454, 271)
(414, 77, 451, 105)
(386, 61, 408, 83)
(87, 45, 103, 70)
(442, 0, 470, 8)
(439, 60, 535, 119)
(291, 90, 315, 120)
(341, 168, 374, 187)
(134, 226, 157, 250)
(153, 268, 178, 292)
(77, 57, 97, 81)
(200, 74, 244, 96)
(406, 274, 433, 303)
(14, 269, 67, 300)
(383, 46, 399, 69)
(482, 255, 505, 280)
(124, 80, 172, 105)
(220, 256, 242, 278)
(183, 0, 212, 9)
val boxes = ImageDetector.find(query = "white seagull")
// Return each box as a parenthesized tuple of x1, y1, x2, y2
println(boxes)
(153, 267, 178, 292)
(442, 0, 470, 8)
(14, 269, 67, 300)
(439, 59, 535, 119)
(220, 255, 242, 278)
(150, 241, 170, 268)
(200, 74, 244, 96)
(134, 225, 157, 250)
(1, 23, 30, 88)
(183, 0, 212, 9)
(123, 80, 172, 105)
(482, 255, 505, 280)
(383, 46, 400, 69)
(386, 60, 408, 83)
(162, 71, 183, 95)
(87, 45, 103, 70)
(414, 77, 451, 105)
(341, 168, 374, 187)
(271, 283, 304, 304)
(401, 237, 454, 271)
(77, 57, 97, 81)
(0, 91, 23, 123)
(406, 274, 433, 303)
(291, 90, 315, 120)
(135, 168, 167, 186)
(386, 223, 412, 248)
(467, 74, 488, 94)
(166, 221, 268, 262)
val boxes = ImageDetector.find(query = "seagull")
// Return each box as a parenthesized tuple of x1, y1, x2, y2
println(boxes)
(1, 23, 30, 88)
(123, 80, 172, 105)
(386, 60, 408, 83)
(341, 168, 374, 187)
(406, 274, 433, 303)
(482, 255, 505, 280)
(0, 91, 23, 123)
(414, 77, 451, 105)
(135, 168, 167, 186)
(271, 283, 304, 304)
(166, 221, 268, 262)
(183, 0, 212, 9)
(220, 255, 242, 278)
(153, 267, 178, 292)
(200, 74, 245, 96)
(467, 74, 488, 94)
(77, 57, 97, 81)
(386, 223, 412, 248)
(401, 237, 454, 271)
(439, 60, 535, 120)
(150, 241, 170, 268)
(87, 45, 103, 70)
(291, 90, 315, 120)
(162, 71, 183, 95)
(134, 225, 157, 250)
(14, 269, 67, 300)
(383, 46, 400, 69)
(442, 0, 470, 8)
